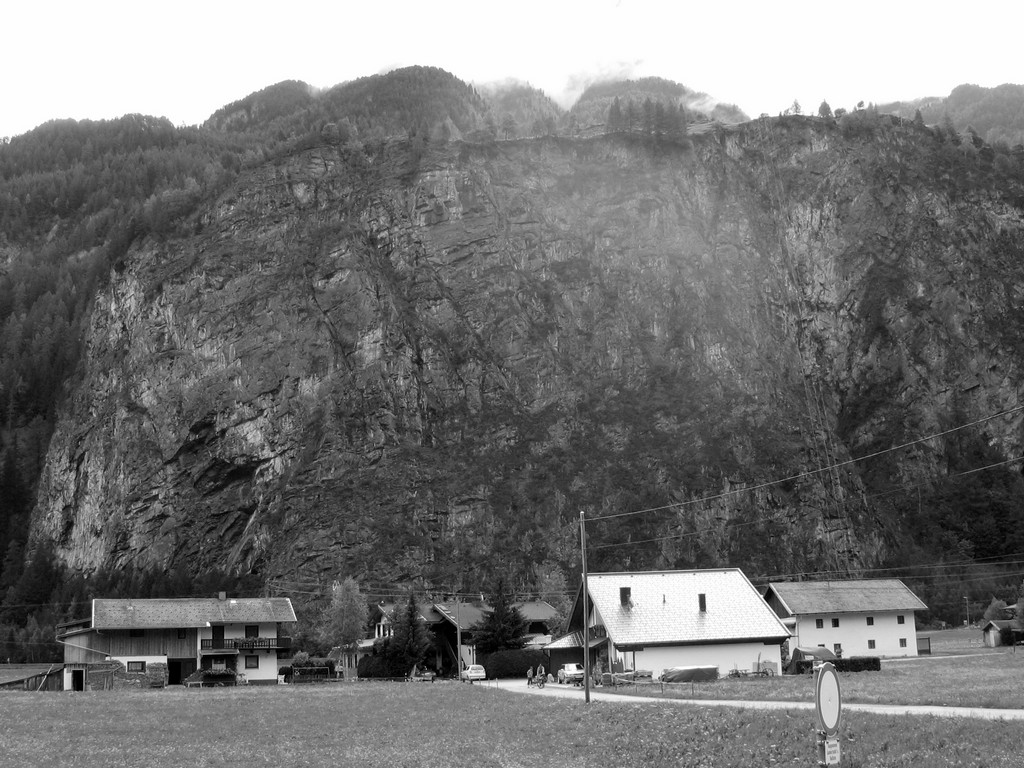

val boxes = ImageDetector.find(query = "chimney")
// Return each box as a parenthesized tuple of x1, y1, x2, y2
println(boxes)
(620, 587, 631, 606)
(698, 593, 707, 613)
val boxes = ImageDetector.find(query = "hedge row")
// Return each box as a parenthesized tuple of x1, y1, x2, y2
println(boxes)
(793, 656, 881, 674)
(357, 653, 407, 679)
(478, 649, 549, 679)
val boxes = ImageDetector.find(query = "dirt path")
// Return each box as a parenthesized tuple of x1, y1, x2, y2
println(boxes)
(490, 678, 1024, 721)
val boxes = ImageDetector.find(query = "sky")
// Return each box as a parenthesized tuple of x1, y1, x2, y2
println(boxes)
(3, 0, 1023, 139)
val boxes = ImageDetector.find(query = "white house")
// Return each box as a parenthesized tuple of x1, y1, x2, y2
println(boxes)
(552, 569, 791, 679)
(763, 579, 926, 658)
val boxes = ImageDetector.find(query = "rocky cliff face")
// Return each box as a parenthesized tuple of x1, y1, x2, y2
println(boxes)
(29, 116, 1024, 590)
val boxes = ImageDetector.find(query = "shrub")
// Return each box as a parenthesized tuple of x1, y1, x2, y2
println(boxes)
(836, 656, 881, 672)
(480, 649, 549, 679)
(793, 656, 882, 674)
(357, 653, 404, 679)
(183, 668, 239, 685)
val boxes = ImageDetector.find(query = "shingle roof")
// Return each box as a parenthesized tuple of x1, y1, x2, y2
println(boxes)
(433, 602, 488, 630)
(516, 600, 559, 622)
(431, 600, 557, 630)
(584, 569, 790, 648)
(91, 597, 296, 629)
(765, 579, 927, 615)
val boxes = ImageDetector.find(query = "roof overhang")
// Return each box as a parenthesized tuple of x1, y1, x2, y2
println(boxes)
(615, 635, 791, 652)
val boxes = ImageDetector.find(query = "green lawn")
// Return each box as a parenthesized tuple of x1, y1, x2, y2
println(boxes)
(0, 680, 1021, 768)
(614, 648, 1024, 709)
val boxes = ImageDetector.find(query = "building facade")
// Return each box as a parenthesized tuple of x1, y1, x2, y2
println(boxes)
(552, 569, 791, 680)
(57, 595, 296, 690)
(763, 579, 927, 658)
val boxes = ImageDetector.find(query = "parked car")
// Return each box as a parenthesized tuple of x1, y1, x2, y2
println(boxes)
(461, 664, 486, 682)
(557, 663, 585, 684)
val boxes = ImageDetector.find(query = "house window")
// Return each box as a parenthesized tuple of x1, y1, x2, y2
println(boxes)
(897, 615, 905, 625)
(815, 619, 824, 629)
(177, 628, 187, 639)
(866, 616, 874, 626)
(127, 661, 146, 673)
(833, 643, 842, 656)
(245, 655, 259, 669)
(129, 629, 145, 638)
(831, 618, 840, 628)
(245, 625, 259, 638)
(868, 639, 876, 650)
(211, 658, 226, 671)
(899, 638, 907, 648)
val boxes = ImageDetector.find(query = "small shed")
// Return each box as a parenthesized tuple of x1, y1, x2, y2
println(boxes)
(982, 619, 1016, 647)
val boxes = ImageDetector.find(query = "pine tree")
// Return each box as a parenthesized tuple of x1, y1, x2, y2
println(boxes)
(387, 592, 432, 675)
(625, 101, 638, 133)
(472, 578, 528, 655)
(607, 97, 623, 132)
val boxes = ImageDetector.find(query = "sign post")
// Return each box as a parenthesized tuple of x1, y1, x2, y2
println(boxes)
(814, 661, 842, 766)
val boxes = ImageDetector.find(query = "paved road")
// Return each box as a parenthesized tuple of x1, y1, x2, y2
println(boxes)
(488, 678, 1024, 721)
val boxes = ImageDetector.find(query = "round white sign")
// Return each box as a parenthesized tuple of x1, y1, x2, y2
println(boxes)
(814, 662, 842, 736)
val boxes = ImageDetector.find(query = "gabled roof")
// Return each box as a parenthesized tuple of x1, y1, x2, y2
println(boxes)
(575, 569, 790, 649)
(91, 597, 296, 629)
(431, 600, 556, 631)
(544, 630, 605, 650)
(433, 602, 488, 630)
(983, 619, 1015, 631)
(765, 579, 927, 616)
(375, 602, 445, 625)
(516, 600, 559, 622)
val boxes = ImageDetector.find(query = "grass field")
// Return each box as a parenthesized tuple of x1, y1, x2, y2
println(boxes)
(1, 631, 1018, 767)
(1, 675, 1022, 768)
(615, 646, 1024, 709)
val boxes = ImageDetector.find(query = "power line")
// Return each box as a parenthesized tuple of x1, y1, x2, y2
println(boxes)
(587, 404, 1024, 523)
(586, 453, 1024, 552)
(752, 553, 1024, 584)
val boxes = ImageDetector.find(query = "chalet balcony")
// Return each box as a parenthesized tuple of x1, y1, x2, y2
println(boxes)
(200, 636, 292, 651)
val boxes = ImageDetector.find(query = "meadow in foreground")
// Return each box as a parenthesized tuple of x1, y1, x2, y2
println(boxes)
(0, 681, 1020, 768)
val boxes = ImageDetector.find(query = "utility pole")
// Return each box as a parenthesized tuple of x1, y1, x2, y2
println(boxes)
(455, 595, 462, 677)
(580, 510, 591, 704)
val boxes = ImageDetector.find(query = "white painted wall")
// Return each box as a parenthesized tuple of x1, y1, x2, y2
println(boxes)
(197, 622, 285, 683)
(790, 610, 917, 657)
(614, 642, 782, 680)
(236, 648, 281, 683)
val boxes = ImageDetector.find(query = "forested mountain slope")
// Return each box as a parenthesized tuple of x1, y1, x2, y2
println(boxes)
(880, 82, 1024, 147)
(22, 111, 1024, 629)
